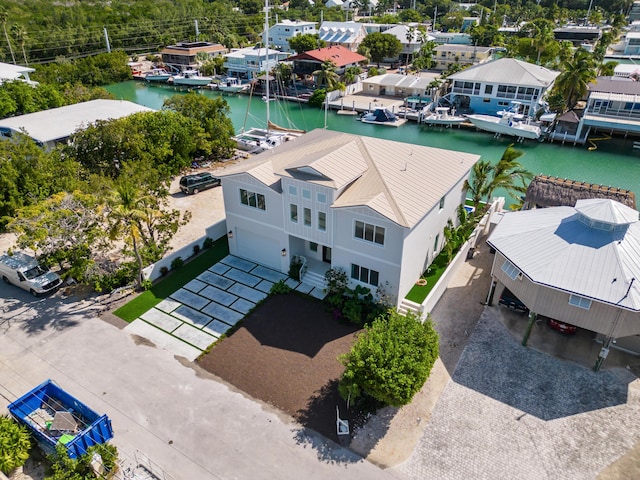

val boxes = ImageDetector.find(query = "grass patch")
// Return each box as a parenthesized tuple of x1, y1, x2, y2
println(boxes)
(405, 253, 450, 304)
(114, 238, 229, 322)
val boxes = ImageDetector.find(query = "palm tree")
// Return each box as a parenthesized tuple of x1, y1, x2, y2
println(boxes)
(312, 60, 340, 91)
(554, 48, 596, 110)
(108, 181, 157, 290)
(464, 160, 493, 211)
(405, 26, 416, 64)
(10, 24, 27, 65)
(0, 8, 15, 64)
(485, 144, 531, 203)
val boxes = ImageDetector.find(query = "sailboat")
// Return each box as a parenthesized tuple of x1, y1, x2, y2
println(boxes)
(233, 0, 304, 153)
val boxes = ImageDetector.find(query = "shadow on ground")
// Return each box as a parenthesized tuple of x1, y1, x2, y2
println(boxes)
(454, 310, 631, 421)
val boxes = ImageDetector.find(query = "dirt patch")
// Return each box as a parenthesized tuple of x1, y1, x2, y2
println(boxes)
(197, 292, 361, 440)
(131, 334, 156, 347)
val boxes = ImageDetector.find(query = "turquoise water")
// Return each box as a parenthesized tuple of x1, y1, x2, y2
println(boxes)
(106, 81, 640, 204)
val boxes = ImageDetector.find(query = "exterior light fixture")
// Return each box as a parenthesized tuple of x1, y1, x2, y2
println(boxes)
(228, 230, 233, 238)
(281, 248, 287, 256)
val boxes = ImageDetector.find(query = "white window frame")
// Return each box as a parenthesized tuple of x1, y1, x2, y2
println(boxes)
(501, 260, 521, 280)
(303, 207, 311, 227)
(569, 294, 591, 310)
(354, 220, 385, 246)
(302, 189, 311, 200)
(318, 211, 326, 231)
(289, 185, 297, 196)
(240, 188, 266, 211)
(351, 263, 379, 286)
(317, 192, 326, 203)
(290, 203, 298, 223)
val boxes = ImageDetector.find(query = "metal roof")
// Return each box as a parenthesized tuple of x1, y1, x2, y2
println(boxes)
(0, 100, 154, 144)
(448, 58, 559, 87)
(487, 200, 640, 311)
(363, 73, 432, 89)
(589, 77, 640, 96)
(319, 21, 365, 44)
(0, 62, 35, 83)
(221, 129, 478, 228)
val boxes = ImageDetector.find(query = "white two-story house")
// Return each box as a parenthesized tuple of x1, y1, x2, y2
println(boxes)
(268, 20, 317, 53)
(445, 57, 559, 117)
(223, 46, 291, 79)
(219, 129, 479, 307)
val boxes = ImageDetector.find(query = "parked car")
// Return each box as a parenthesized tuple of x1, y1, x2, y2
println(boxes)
(547, 318, 578, 335)
(179, 172, 220, 194)
(0, 252, 62, 296)
(498, 288, 529, 313)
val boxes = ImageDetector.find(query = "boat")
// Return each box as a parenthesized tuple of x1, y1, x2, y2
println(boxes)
(465, 112, 542, 140)
(359, 108, 405, 127)
(218, 77, 248, 93)
(421, 107, 466, 127)
(144, 68, 172, 83)
(170, 69, 212, 87)
(232, 0, 304, 153)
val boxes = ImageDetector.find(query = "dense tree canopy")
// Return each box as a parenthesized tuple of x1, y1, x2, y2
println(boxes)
(358, 32, 402, 66)
(288, 33, 325, 54)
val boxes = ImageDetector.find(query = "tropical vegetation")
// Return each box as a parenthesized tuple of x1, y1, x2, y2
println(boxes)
(0, 414, 31, 475)
(45, 443, 118, 480)
(339, 310, 439, 407)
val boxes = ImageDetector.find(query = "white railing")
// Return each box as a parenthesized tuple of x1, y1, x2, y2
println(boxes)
(292, 254, 307, 281)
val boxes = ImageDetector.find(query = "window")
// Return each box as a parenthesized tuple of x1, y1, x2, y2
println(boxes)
(501, 260, 521, 280)
(289, 185, 297, 196)
(351, 263, 379, 286)
(569, 294, 591, 310)
(302, 189, 311, 199)
(439, 196, 445, 210)
(433, 234, 439, 251)
(290, 204, 298, 222)
(240, 189, 266, 210)
(317, 192, 326, 203)
(354, 220, 385, 245)
(304, 207, 311, 226)
(310, 242, 318, 252)
(318, 211, 326, 231)
(485, 85, 493, 94)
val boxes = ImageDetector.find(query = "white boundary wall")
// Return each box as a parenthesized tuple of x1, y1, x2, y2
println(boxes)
(142, 220, 227, 282)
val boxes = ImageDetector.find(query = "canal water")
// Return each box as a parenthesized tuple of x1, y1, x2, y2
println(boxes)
(106, 81, 640, 206)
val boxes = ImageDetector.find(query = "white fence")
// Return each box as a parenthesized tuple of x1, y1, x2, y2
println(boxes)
(400, 199, 504, 320)
(142, 220, 227, 282)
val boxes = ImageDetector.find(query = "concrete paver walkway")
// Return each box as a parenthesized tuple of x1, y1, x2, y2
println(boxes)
(126, 255, 325, 360)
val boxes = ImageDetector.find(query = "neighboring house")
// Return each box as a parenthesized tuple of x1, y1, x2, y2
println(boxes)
(287, 45, 367, 82)
(219, 128, 479, 308)
(461, 17, 479, 32)
(487, 198, 640, 361)
(571, 76, 640, 142)
(0, 99, 153, 150)
(160, 42, 228, 71)
(433, 45, 492, 71)
(362, 73, 435, 98)
(630, 1, 640, 22)
(553, 26, 601, 47)
(430, 32, 472, 45)
(268, 20, 317, 53)
(623, 32, 640, 55)
(613, 64, 640, 79)
(0, 62, 37, 85)
(223, 46, 290, 80)
(318, 21, 367, 51)
(382, 25, 426, 64)
(445, 58, 559, 117)
(522, 175, 636, 210)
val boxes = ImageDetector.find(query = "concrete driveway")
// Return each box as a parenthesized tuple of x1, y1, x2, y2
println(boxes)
(0, 288, 397, 480)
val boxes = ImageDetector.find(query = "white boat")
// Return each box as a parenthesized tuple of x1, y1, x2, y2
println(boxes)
(421, 107, 466, 127)
(465, 113, 542, 140)
(232, 1, 303, 153)
(144, 68, 172, 83)
(218, 77, 248, 93)
(360, 108, 403, 127)
(170, 69, 212, 87)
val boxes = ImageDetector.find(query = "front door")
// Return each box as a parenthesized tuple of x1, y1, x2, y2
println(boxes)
(322, 246, 332, 263)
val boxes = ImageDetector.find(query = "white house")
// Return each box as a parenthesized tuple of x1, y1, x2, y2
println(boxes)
(0, 99, 153, 150)
(223, 46, 291, 79)
(445, 57, 559, 117)
(268, 20, 317, 53)
(219, 128, 479, 307)
(318, 21, 368, 51)
(487, 198, 640, 362)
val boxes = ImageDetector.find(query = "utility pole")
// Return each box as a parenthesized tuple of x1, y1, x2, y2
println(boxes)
(103, 27, 111, 53)
(586, 0, 594, 24)
(194, 19, 199, 39)
(433, 6, 437, 31)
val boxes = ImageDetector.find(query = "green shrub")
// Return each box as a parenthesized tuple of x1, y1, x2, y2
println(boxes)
(270, 280, 292, 295)
(170, 256, 184, 270)
(46, 443, 118, 479)
(338, 311, 439, 407)
(0, 415, 31, 474)
(193, 244, 201, 256)
(203, 237, 214, 249)
(288, 257, 303, 281)
(160, 266, 169, 276)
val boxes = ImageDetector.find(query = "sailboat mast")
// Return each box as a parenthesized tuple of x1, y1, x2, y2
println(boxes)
(264, 0, 270, 132)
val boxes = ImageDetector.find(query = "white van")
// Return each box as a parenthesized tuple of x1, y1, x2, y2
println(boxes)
(0, 252, 62, 296)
